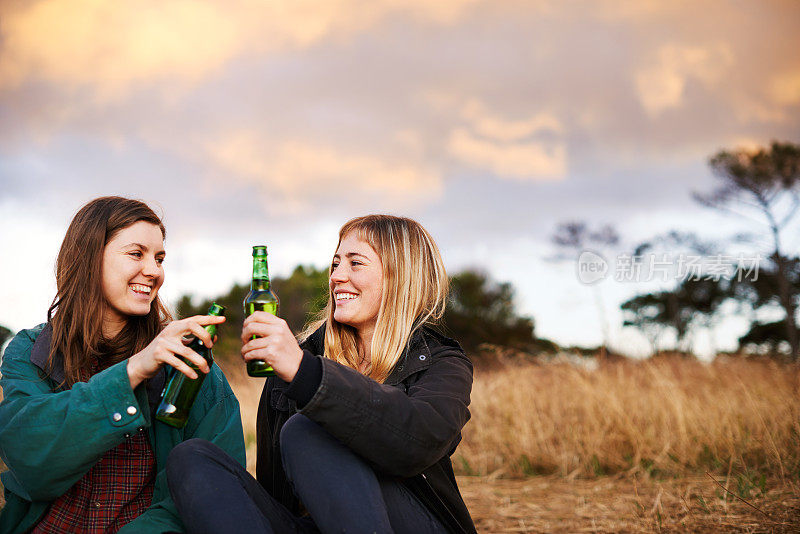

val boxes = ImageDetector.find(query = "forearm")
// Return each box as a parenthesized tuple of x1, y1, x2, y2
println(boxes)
(0, 359, 147, 500)
(283, 351, 323, 408)
(298, 357, 472, 476)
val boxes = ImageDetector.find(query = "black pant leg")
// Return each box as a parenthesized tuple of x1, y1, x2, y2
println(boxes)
(167, 438, 317, 534)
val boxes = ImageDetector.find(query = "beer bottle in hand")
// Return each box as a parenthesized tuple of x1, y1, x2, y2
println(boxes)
(155, 303, 225, 428)
(244, 245, 279, 377)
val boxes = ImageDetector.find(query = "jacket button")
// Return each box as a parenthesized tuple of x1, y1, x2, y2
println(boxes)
(112, 413, 122, 422)
(138, 427, 145, 433)
(94, 501, 102, 508)
(124, 433, 131, 439)
(127, 405, 137, 415)
(419, 354, 426, 361)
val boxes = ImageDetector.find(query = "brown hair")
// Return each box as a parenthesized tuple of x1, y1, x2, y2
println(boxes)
(303, 214, 448, 383)
(47, 196, 172, 386)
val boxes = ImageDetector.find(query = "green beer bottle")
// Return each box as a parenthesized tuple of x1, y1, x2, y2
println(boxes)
(155, 303, 225, 428)
(244, 245, 279, 377)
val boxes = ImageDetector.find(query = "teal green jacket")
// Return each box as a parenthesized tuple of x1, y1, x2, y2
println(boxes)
(0, 324, 246, 534)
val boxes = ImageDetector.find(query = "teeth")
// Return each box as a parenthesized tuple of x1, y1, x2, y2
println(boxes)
(130, 284, 152, 294)
(336, 293, 358, 300)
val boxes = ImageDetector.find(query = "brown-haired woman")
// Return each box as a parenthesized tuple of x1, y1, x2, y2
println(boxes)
(0, 196, 245, 534)
(168, 214, 476, 534)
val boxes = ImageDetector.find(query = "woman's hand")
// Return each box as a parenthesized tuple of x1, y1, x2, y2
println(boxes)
(127, 315, 226, 389)
(241, 312, 303, 382)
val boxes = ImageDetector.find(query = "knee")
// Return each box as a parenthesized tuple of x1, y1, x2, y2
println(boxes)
(280, 414, 330, 478)
(279, 413, 318, 451)
(167, 438, 218, 485)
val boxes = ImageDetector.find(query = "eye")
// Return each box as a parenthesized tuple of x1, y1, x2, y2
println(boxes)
(331, 261, 340, 270)
(351, 260, 363, 266)
(129, 251, 143, 259)
(156, 257, 165, 265)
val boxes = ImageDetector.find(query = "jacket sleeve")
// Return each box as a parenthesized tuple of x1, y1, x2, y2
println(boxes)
(118, 367, 245, 534)
(298, 350, 473, 477)
(0, 329, 150, 501)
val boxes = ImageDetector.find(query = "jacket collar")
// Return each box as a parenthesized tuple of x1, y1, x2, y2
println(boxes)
(384, 328, 434, 385)
(29, 322, 165, 412)
(30, 323, 64, 385)
(304, 323, 437, 385)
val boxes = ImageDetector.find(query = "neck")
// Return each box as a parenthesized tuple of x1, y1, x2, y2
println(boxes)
(102, 313, 127, 340)
(357, 324, 375, 367)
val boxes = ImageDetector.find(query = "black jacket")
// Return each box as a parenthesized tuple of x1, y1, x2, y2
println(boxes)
(255, 325, 477, 534)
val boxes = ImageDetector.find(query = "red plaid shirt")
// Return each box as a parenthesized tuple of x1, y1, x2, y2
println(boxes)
(33, 356, 156, 533)
(32, 430, 156, 534)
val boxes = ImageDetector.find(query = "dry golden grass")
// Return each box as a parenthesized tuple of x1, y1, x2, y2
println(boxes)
(217, 358, 264, 474)
(226, 354, 800, 482)
(456, 356, 800, 480)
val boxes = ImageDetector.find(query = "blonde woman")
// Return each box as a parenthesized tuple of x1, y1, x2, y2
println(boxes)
(168, 215, 476, 534)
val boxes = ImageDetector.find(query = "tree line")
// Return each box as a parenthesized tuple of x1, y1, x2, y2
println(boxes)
(553, 141, 800, 362)
(177, 266, 552, 362)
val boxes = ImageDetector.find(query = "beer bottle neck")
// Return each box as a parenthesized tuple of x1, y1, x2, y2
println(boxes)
(251, 278, 270, 291)
(204, 322, 218, 339)
(252, 257, 270, 290)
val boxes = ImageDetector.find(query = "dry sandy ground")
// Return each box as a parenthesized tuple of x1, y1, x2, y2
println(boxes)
(459, 475, 800, 533)
(0, 469, 798, 532)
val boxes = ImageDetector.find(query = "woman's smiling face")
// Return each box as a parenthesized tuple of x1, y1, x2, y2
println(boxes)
(329, 232, 383, 338)
(100, 221, 165, 334)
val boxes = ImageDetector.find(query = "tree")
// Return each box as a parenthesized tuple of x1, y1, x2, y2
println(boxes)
(550, 221, 620, 355)
(442, 270, 542, 353)
(694, 141, 800, 360)
(730, 256, 800, 357)
(738, 320, 792, 356)
(632, 230, 719, 257)
(621, 277, 729, 355)
(274, 265, 329, 334)
(621, 292, 680, 354)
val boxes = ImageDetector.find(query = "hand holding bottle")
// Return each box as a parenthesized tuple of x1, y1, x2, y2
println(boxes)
(156, 304, 226, 428)
(241, 312, 303, 382)
(244, 245, 280, 377)
(127, 314, 226, 389)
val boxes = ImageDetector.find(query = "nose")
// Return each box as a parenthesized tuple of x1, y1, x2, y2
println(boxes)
(330, 264, 348, 284)
(142, 256, 162, 278)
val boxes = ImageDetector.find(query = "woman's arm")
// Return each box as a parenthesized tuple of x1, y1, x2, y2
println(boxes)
(299, 349, 473, 477)
(0, 328, 150, 501)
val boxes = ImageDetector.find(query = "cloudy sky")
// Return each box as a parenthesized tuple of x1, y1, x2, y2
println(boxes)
(1, 0, 799, 356)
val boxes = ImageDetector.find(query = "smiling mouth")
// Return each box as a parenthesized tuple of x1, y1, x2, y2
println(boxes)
(130, 284, 152, 295)
(335, 292, 358, 301)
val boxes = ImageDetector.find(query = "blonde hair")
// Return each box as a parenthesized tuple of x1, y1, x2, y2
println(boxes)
(303, 215, 448, 383)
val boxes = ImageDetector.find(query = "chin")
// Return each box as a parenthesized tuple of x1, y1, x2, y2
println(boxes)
(333, 313, 354, 328)
(127, 303, 154, 317)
